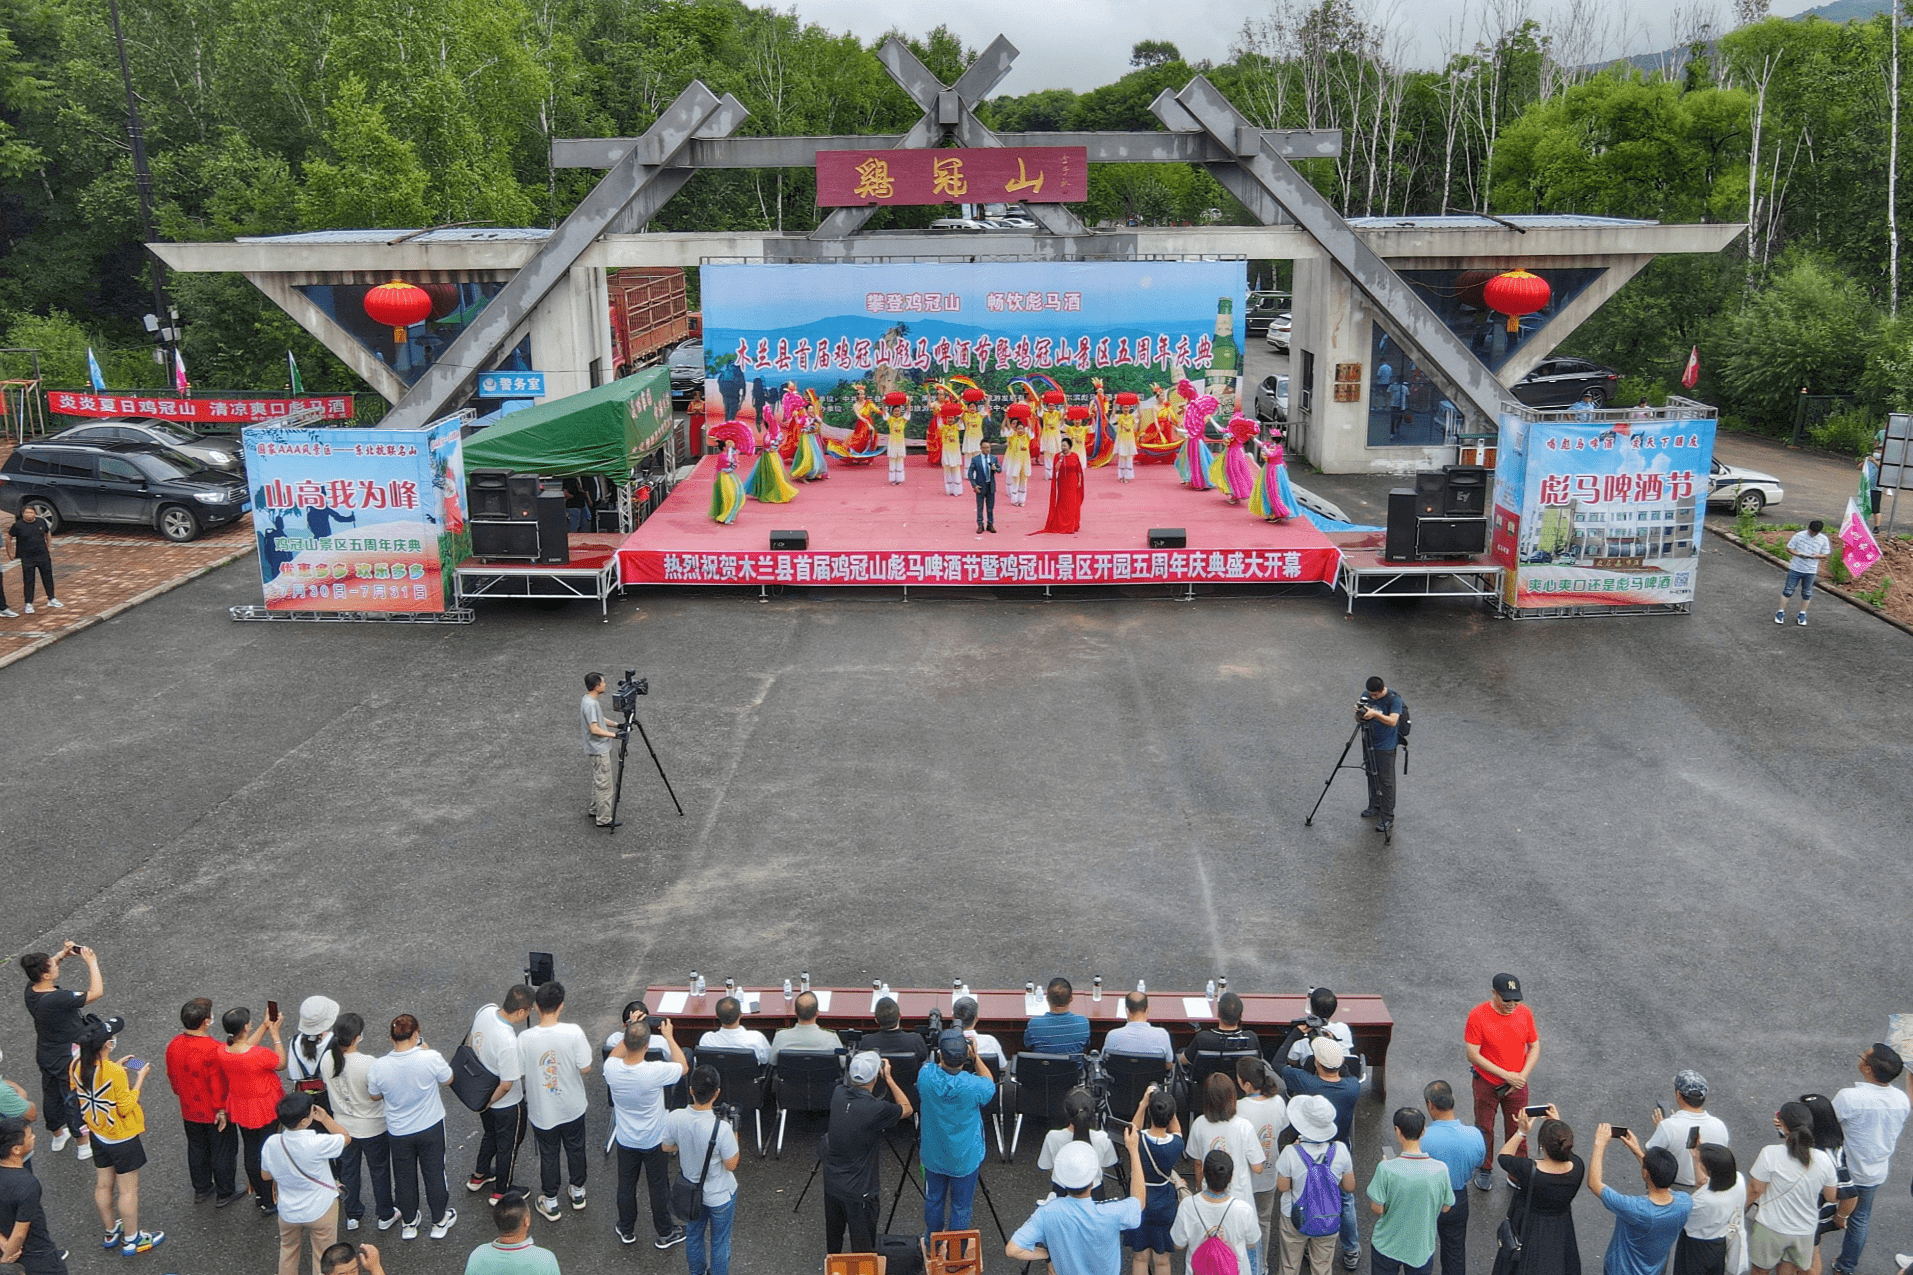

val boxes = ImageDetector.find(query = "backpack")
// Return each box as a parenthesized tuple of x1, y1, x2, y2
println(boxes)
(1190, 1198, 1240, 1275)
(1291, 1143, 1343, 1237)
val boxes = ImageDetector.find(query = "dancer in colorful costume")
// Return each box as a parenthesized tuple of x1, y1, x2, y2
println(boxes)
(788, 391, 829, 482)
(1033, 435, 1085, 535)
(960, 387, 988, 465)
(838, 383, 880, 464)
(1002, 402, 1034, 506)
(882, 390, 910, 485)
(926, 387, 956, 467)
(1038, 391, 1065, 478)
(936, 401, 965, 496)
(1209, 413, 1260, 505)
(1249, 427, 1295, 522)
(743, 405, 796, 503)
(1173, 380, 1217, 491)
(707, 421, 754, 524)
(1112, 393, 1141, 481)
(1064, 405, 1092, 461)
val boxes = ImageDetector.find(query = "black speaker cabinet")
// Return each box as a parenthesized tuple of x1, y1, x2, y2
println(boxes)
(505, 474, 540, 520)
(1385, 489, 1418, 561)
(1416, 516, 1490, 557)
(534, 487, 570, 564)
(1148, 527, 1186, 548)
(471, 520, 539, 560)
(769, 529, 808, 550)
(1443, 465, 1488, 516)
(1415, 470, 1446, 518)
(468, 469, 512, 520)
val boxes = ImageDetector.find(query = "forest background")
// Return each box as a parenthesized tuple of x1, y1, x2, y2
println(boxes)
(1, 0, 1909, 449)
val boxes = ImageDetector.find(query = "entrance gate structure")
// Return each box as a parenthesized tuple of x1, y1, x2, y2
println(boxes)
(153, 37, 1742, 474)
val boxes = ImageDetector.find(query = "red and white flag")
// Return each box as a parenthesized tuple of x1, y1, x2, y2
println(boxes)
(1680, 346, 1700, 390)
(1841, 497, 1882, 578)
(173, 349, 190, 393)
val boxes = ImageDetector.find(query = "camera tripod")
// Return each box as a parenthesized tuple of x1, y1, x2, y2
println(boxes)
(1303, 719, 1401, 844)
(790, 1130, 1007, 1248)
(607, 702, 683, 833)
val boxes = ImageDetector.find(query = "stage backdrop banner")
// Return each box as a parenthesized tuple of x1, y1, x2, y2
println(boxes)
(702, 260, 1244, 423)
(1490, 411, 1715, 608)
(621, 544, 1339, 588)
(242, 416, 467, 613)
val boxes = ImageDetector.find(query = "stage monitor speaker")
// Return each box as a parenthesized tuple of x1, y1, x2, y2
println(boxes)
(770, 529, 808, 550)
(1442, 465, 1489, 516)
(1415, 470, 1446, 518)
(468, 469, 513, 520)
(1385, 489, 1418, 561)
(1148, 527, 1186, 548)
(471, 520, 539, 560)
(1416, 515, 1490, 557)
(505, 474, 540, 520)
(534, 487, 570, 564)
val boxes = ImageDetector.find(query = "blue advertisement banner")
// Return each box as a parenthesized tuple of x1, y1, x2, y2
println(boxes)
(242, 417, 466, 612)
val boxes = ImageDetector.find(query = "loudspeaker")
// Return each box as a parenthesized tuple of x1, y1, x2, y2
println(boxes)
(471, 520, 539, 560)
(1385, 489, 1418, 561)
(1415, 470, 1446, 518)
(468, 469, 512, 519)
(1443, 465, 1488, 516)
(1416, 516, 1490, 557)
(534, 487, 570, 564)
(1148, 527, 1186, 548)
(770, 529, 808, 550)
(506, 474, 540, 520)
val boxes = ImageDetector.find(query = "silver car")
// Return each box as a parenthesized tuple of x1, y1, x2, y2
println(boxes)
(45, 418, 243, 471)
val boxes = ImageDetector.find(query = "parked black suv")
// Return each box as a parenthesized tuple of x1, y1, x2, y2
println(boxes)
(0, 440, 249, 542)
(1511, 356, 1621, 409)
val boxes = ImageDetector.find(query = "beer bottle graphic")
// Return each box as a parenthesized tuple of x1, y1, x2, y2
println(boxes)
(1205, 297, 1239, 416)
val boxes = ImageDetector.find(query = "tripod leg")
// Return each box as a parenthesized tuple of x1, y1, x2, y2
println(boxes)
(791, 1155, 822, 1213)
(629, 716, 685, 817)
(605, 727, 633, 834)
(1304, 722, 1366, 826)
(973, 1170, 1010, 1245)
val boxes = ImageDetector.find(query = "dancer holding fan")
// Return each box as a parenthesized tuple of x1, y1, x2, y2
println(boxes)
(1209, 414, 1260, 505)
(1002, 403, 1035, 506)
(1174, 381, 1218, 491)
(1250, 427, 1295, 523)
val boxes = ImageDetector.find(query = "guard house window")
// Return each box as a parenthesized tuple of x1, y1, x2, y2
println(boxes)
(1299, 350, 1315, 413)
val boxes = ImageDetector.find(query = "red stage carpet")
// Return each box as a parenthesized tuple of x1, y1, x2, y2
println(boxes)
(618, 454, 1341, 588)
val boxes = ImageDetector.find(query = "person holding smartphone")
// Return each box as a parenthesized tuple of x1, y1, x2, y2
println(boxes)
(220, 1005, 288, 1214)
(20, 942, 104, 1161)
(1645, 1073, 1731, 1189)
(70, 1019, 164, 1255)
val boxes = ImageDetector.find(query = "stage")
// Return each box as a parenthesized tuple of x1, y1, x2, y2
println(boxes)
(453, 533, 625, 618)
(617, 453, 1342, 589)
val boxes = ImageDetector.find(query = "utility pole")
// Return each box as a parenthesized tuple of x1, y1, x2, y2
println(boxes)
(105, 0, 176, 369)
(1892, 0, 1903, 316)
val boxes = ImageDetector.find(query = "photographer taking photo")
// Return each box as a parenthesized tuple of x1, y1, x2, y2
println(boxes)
(581, 674, 621, 829)
(1358, 676, 1404, 834)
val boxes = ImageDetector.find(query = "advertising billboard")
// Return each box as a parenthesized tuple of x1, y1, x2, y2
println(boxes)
(242, 417, 467, 612)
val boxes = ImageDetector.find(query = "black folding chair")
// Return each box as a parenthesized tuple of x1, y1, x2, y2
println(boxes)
(770, 1049, 843, 1159)
(999, 1052, 1084, 1162)
(879, 1051, 926, 1115)
(1181, 1049, 1259, 1124)
(693, 1046, 768, 1157)
(1099, 1052, 1172, 1127)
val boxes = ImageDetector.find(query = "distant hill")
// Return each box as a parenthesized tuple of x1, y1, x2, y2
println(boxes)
(1617, 0, 1890, 74)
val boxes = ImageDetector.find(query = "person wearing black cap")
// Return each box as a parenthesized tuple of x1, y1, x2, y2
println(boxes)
(823, 1052, 912, 1254)
(918, 1031, 995, 1247)
(1464, 975, 1539, 1193)
(0, 1117, 67, 1275)
(1358, 676, 1404, 835)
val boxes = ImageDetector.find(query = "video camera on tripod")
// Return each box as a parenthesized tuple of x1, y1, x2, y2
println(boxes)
(603, 669, 682, 832)
(612, 670, 649, 715)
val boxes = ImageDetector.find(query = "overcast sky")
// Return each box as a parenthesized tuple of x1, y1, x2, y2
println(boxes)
(787, 0, 1830, 91)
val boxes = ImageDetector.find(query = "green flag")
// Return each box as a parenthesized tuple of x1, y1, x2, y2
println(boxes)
(287, 351, 305, 394)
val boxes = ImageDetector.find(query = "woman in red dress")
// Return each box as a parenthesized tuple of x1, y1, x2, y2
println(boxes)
(1033, 435, 1085, 535)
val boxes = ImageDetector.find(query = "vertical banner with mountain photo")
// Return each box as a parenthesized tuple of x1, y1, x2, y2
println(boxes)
(699, 261, 1245, 438)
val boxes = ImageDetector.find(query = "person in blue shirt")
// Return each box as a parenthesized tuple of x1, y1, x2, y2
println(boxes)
(1587, 1125, 1690, 1275)
(1359, 676, 1404, 834)
(1419, 1081, 1487, 1275)
(1277, 1037, 1363, 1269)
(1024, 980, 1091, 1056)
(1008, 1134, 1147, 1275)
(918, 1031, 996, 1247)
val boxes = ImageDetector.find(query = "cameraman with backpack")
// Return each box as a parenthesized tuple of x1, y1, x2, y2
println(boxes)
(1277, 1096, 1357, 1275)
(1358, 676, 1405, 835)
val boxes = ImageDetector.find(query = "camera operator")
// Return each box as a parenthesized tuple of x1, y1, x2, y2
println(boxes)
(580, 674, 620, 829)
(823, 1053, 912, 1255)
(859, 999, 928, 1065)
(1283, 988, 1354, 1067)
(1179, 992, 1260, 1066)
(1358, 675, 1404, 833)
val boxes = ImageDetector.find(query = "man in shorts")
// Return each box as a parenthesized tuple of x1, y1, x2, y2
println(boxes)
(1777, 519, 1831, 627)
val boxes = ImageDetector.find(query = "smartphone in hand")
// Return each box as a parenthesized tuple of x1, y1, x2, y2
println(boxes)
(1687, 1126, 1702, 1149)
(121, 1056, 147, 1073)
(1523, 1105, 1550, 1117)
(1610, 1126, 1631, 1140)
(266, 1000, 280, 1022)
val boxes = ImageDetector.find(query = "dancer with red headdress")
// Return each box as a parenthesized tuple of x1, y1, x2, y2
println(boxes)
(1174, 380, 1218, 491)
(1033, 435, 1084, 534)
(1038, 391, 1065, 478)
(788, 392, 829, 482)
(1208, 414, 1260, 505)
(882, 390, 910, 484)
(936, 401, 964, 496)
(707, 421, 755, 524)
(960, 387, 989, 465)
(1112, 393, 1141, 481)
(1002, 403, 1034, 506)
(1250, 426, 1295, 521)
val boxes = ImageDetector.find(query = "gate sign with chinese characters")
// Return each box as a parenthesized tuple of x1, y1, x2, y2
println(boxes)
(815, 147, 1088, 207)
(476, 371, 544, 398)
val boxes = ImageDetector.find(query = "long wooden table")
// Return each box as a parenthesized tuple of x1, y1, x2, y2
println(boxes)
(641, 985, 1394, 1094)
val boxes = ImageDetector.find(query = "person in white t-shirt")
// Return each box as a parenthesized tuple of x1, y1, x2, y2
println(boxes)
(318, 1014, 393, 1233)
(606, 1018, 688, 1250)
(1646, 1071, 1732, 1189)
(661, 1067, 741, 1275)
(1038, 1089, 1118, 1183)
(1284, 989, 1356, 1066)
(1185, 1074, 1267, 1214)
(364, 1015, 455, 1242)
(1830, 1044, 1910, 1275)
(697, 998, 770, 1065)
(1236, 1058, 1289, 1270)
(1679, 1143, 1748, 1275)
(1746, 1102, 1839, 1275)
(1777, 520, 1831, 626)
(466, 987, 532, 1204)
(952, 998, 1007, 1071)
(261, 1092, 349, 1275)
(1172, 1151, 1262, 1275)
(515, 981, 593, 1222)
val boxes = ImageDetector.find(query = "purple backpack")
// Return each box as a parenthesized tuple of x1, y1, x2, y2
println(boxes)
(1291, 1143, 1343, 1237)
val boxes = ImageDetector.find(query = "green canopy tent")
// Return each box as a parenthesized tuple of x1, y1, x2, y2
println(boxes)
(463, 367, 672, 480)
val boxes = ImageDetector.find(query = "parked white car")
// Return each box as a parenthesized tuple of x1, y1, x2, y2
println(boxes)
(1705, 457, 1785, 514)
(1264, 312, 1292, 353)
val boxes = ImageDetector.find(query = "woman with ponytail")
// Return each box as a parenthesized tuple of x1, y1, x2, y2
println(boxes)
(69, 1022, 163, 1255)
(1038, 1087, 1117, 1195)
(321, 1014, 394, 1232)
(1747, 1102, 1839, 1275)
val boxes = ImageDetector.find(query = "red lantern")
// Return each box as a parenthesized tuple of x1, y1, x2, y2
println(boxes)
(363, 280, 433, 343)
(421, 282, 461, 322)
(1481, 269, 1550, 335)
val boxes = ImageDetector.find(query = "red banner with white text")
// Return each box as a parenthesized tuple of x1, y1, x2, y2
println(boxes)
(50, 391, 354, 422)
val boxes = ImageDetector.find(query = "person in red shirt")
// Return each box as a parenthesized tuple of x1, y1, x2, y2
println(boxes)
(218, 1005, 287, 1214)
(1463, 973, 1540, 1192)
(165, 998, 237, 1205)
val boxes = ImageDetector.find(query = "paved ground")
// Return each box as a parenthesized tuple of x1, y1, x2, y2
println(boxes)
(2, 493, 1910, 1275)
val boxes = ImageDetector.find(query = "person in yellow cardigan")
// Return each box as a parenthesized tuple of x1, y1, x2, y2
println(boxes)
(70, 1020, 164, 1256)
(1002, 403, 1034, 506)
(937, 402, 965, 497)
(1038, 390, 1065, 479)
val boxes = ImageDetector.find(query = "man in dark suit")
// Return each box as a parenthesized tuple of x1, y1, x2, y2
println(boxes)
(966, 440, 1000, 534)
